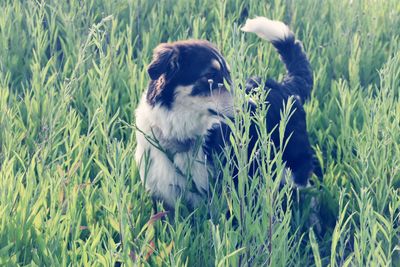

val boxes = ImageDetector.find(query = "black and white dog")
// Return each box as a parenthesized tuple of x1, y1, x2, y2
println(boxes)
(135, 17, 316, 209)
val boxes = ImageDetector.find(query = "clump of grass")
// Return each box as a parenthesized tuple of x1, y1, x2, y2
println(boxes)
(0, 0, 399, 265)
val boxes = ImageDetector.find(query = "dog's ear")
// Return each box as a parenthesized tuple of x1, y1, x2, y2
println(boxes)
(147, 43, 179, 80)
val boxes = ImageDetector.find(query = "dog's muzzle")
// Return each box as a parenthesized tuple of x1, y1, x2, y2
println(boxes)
(207, 79, 235, 118)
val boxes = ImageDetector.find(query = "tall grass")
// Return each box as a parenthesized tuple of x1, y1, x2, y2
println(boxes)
(0, 0, 399, 265)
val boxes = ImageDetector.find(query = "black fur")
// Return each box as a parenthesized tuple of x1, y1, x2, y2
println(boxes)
(205, 34, 317, 185)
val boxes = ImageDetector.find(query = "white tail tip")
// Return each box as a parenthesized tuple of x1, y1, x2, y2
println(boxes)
(241, 17, 291, 42)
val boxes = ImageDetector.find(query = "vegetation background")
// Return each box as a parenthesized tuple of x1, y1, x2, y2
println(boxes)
(0, 0, 399, 265)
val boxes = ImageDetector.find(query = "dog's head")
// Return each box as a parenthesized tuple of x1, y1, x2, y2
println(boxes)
(146, 40, 234, 120)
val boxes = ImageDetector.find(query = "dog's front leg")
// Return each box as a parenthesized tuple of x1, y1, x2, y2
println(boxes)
(161, 185, 203, 210)
(185, 191, 203, 208)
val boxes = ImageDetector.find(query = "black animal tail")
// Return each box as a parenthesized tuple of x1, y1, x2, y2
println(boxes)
(241, 17, 313, 103)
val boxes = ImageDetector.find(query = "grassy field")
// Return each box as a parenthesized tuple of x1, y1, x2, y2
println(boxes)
(1, 0, 400, 266)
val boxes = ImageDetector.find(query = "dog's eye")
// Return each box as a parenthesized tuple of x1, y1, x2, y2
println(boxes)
(203, 71, 223, 84)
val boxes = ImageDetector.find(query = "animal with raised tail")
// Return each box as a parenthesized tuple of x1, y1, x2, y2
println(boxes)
(135, 17, 317, 209)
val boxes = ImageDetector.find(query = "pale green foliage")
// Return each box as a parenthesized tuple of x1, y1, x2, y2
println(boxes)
(0, 0, 399, 266)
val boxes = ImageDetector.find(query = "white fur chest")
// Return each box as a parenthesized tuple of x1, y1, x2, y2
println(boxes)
(134, 95, 211, 208)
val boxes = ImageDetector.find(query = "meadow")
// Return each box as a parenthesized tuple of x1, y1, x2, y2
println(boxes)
(0, 0, 399, 266)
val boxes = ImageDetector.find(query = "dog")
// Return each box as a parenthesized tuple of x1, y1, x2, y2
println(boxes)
(135, 17, 316, 209)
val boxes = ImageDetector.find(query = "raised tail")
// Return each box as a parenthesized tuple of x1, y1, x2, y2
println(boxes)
(241, 17, 313, 103)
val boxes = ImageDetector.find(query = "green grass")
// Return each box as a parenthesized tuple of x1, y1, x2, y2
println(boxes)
(0, 0, 399, 266)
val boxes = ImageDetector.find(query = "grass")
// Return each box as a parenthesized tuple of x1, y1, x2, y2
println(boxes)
(0, 0, 399, 266)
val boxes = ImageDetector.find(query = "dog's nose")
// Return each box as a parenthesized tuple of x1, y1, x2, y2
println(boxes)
(245, 76, 262, 94)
